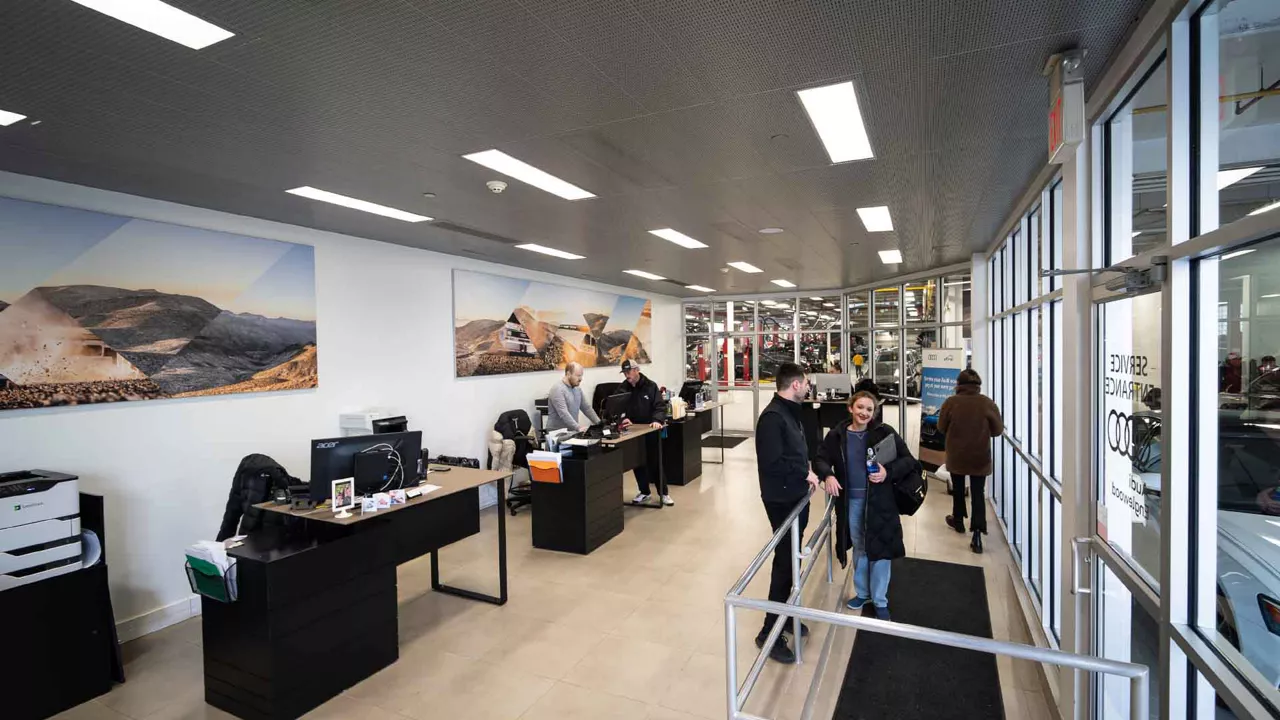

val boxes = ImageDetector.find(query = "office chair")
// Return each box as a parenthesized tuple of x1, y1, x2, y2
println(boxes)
(488, 409, 538, 516)
(592, 382, 622, 417)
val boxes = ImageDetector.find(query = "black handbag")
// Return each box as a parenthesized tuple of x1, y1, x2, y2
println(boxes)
(893, 468, 927, 516)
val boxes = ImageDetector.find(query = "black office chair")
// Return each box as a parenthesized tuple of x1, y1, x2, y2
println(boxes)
(593, 381, 622, 417)
(488, 409, 538, 515)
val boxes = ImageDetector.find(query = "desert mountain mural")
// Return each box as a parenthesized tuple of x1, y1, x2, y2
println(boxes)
(0, 197, 318, 410)
(453, 270, 651, 378)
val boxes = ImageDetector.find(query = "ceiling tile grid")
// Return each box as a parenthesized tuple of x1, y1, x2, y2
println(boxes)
(0, 0, 1150, 294)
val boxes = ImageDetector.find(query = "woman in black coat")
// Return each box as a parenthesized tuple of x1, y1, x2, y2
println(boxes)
(814, 391, 921, 620)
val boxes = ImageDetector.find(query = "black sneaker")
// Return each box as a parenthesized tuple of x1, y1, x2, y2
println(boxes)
(755, 632, 797, 664)
(781, 622, 811, 639)
(945, 515, 965, 534)
(971, 533, 984, 554)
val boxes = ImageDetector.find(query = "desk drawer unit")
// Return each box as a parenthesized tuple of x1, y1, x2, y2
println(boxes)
(533, 450, 623, 554)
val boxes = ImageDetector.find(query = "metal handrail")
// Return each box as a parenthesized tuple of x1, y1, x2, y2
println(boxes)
(724, 491, 1151, 720)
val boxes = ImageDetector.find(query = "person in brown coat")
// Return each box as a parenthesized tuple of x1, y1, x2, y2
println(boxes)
(936, 369, 1004, 553)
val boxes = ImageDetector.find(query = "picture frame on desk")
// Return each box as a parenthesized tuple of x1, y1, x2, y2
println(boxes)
(331, 478, 355, 518)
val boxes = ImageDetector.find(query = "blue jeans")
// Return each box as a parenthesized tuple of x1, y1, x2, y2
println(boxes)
(848, 496, 892, 607)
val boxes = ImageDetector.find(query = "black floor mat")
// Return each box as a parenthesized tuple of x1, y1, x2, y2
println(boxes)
(831, 557, 1004, 720)
(702, 435, 748, 449)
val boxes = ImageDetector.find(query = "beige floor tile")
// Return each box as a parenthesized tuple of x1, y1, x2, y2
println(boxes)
(516, 682, 650, 720)
(50, 702, 130, 720)
(644, 706, 707, 720)
(301, 694, 412, 720)
(100, 642, 203, 719)
(557, 587, 647, 634)
(659, 652, 731, 720)
(482, 618, 607, 680)
(562, 635, 692, 704)
(397, 660, 554, 720)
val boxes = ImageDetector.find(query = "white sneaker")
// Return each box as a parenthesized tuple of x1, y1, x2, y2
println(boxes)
(633, 493, 651, 504)
(661, 494, 675, 506)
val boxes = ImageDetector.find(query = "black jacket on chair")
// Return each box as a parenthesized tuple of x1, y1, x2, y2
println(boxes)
(493, 410, 536, 468)
(217, 454, 297, 541)
(755, 394, 811, 504)
(813, 419, 919, 567)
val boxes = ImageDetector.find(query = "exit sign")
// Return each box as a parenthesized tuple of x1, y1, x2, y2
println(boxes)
(1046, 52, 1085, 164)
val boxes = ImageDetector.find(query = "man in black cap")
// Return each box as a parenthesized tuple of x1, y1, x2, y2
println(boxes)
(618, 359, 672, 506)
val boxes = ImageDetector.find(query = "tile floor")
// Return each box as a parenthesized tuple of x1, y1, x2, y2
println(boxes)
(58, 438, 1056, 720)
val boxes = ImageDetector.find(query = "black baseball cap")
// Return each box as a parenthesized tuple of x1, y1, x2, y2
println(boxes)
(620, 360, 637, 373)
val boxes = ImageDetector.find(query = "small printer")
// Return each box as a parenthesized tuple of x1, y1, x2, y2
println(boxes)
(1, 470, 81, 592)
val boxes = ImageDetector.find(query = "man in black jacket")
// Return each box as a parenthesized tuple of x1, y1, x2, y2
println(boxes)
(618, 359, 672, 506)
(754, 362, 819, 663)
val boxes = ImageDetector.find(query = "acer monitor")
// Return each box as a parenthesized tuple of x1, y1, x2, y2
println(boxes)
(309, 430, 422, 502)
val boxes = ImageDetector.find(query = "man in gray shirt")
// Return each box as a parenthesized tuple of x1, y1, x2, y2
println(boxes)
(546, 362, 601, 432)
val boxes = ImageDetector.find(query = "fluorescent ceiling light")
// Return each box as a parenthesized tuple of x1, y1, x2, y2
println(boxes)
(1222, 249, 1255, 261)
(649, 228, 707, 249)
(1217, 166, 1263, 191)
(879, 249, 904, 264)
(286, 186, 431, 222)
(1262, 294, 1280, 299)
(728, 261, 763, 273)
(462, 149, 595, 200)
(772, 279, 796, 288)
(1250, 200, 1280, 216)
(0, 109, 27, 126)
(857, 206, 893, 232)
(796, 81, 874, 163)
(823, 302, 836, 307)
(515, 243, 583, 260)
(69, 0, 234, 49)
(1131, 230, 1142, 238)
(686, 285, 716, 293)
(759, 227, 785, 234)
(624, 269, 665, 281)
(809, 297, 823, 301)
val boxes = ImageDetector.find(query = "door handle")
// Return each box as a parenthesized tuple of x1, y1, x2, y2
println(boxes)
(1071, 537, 1092, 595)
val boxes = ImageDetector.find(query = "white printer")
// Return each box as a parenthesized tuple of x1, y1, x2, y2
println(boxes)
(0, 470, 81, 592)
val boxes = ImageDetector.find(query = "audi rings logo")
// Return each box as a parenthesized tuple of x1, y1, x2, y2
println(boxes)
(1106, 410, 1133, 459)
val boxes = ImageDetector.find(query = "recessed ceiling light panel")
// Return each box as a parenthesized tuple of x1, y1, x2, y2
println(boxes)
(516, 243, 584, 260)
(624, 269, 665, 281)
(727, 261, 763, 274)
(0, 109, 27, 126)
(878, 249, 904, 264)
(462, 149, 595, 200)
(1217, 166, 1263, 191)
(796, 81, 874, 163)
(286, 186, 431, 222)
(857, 206, 894, 232)
(649, 228, 708, 249)
(1221, 249, 1255, 261)
(686, 285, 716, 293)
(771, 279, 796, 288)
(69, 0, 234, 49)
(759, 227, 785, 235)
(1250, 200, 1280, 216)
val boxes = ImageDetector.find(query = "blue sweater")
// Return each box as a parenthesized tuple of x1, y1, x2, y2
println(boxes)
(845, 429, 869, 498)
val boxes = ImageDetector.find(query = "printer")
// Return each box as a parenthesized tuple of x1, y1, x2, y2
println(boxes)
(1, 470, 81, 592)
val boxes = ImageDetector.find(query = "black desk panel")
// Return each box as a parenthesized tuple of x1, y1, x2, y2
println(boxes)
(532, 449, 624, 554)
(662, 417, 703, 486)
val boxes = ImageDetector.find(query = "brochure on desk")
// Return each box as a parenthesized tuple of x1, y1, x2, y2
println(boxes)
(452, 269, 652, 378)
(0, 196, 318, 411)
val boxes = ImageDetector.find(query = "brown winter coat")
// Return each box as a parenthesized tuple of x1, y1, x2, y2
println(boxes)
(937, 384, 1004, 476)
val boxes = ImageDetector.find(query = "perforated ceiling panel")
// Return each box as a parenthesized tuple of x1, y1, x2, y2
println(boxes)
(0, 0, 1147, 293)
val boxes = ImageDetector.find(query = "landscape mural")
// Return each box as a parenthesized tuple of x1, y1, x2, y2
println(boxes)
(453, 269, 651, 377)
(0, 197, 317, 409)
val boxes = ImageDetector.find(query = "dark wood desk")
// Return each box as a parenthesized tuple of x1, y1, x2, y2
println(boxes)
(662, 416, 703, 486)
(532, 448, 624, 554)
(203, 467, 511, 720)
(689, 400, 726, 464)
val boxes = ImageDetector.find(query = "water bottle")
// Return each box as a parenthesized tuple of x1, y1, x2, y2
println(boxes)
(865, 448, 878, 476)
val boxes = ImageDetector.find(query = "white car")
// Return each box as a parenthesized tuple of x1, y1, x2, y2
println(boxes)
(1127, 410, 1280, 689)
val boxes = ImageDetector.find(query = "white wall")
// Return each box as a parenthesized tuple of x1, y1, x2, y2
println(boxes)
(0, 172, 682, 636)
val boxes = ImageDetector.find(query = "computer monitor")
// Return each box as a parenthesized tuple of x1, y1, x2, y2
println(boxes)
(309, 430, 423, 501)
(812, 373, 848, 398)
(678, 381, 706, 404)
(603, 391, 630, 425)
